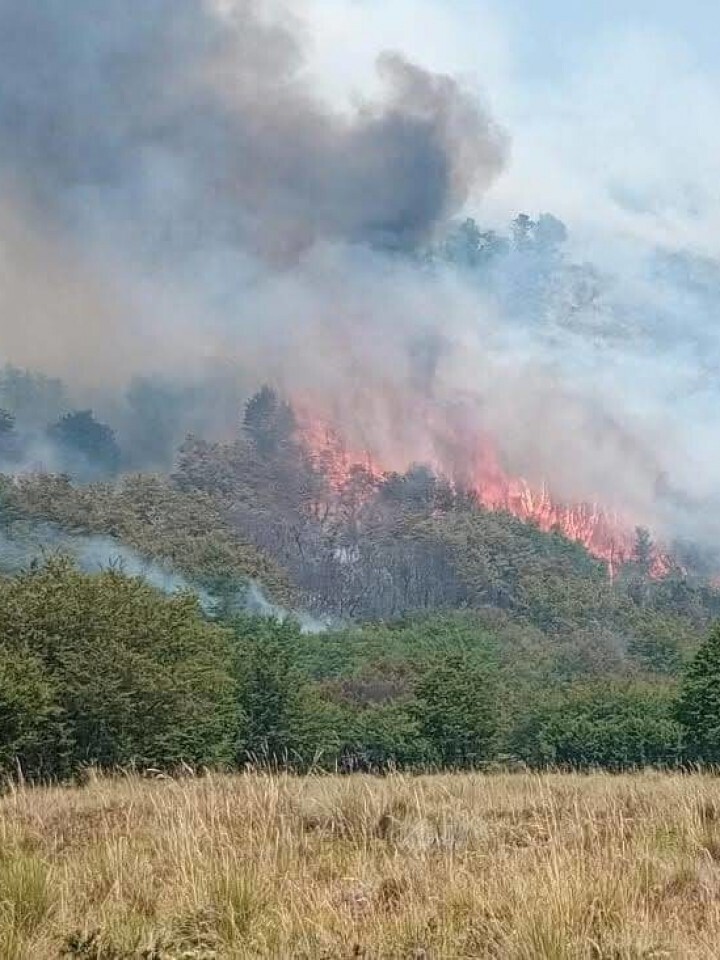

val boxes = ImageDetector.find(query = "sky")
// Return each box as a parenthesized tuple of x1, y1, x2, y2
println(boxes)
(497, 0, 720, 75)
(304, 0, 720, 260)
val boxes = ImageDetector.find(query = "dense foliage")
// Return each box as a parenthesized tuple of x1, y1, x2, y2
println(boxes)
(0, 369, 718, 777)
(0, 557, 716, 778)
(0, 559, 236, 775)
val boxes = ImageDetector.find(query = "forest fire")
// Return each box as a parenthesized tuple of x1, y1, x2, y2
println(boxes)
(297, 417, 383, 491)
(297, 409, 670, 578)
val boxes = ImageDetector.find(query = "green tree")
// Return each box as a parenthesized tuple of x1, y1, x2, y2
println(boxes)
(47, 410, 121, 476)
(347, 703, 430, 770)
(0, 558, 236, 771)
(515, 680, 682, 769)
(677, 623, 720, 762)
(232, 616, 310, 764)
(634, 526, 654, 574)
(242, 386, 296, 458)
(0, 648, 66, 777)
(413, 651, 497, 768)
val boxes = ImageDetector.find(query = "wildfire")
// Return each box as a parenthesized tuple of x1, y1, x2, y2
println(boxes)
(296, 409, 670, 578)
(298, 417, 382, 490)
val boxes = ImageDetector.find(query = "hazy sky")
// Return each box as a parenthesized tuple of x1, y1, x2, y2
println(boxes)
(494, 0, 720, 75)
(305, 0, 720, 259)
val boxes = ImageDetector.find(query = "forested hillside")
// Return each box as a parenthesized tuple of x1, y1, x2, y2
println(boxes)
(0, 213, 718, 781)
(1, 370, 720, 776)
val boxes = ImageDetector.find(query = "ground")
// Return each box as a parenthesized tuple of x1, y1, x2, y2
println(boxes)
(2, 771, 720, 958)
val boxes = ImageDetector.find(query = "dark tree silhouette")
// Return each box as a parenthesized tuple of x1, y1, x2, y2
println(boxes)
(47, 410, 121, 475)
(243, 386, 297, 457)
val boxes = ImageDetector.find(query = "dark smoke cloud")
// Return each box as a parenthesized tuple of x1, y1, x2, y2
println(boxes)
(2, 0, 715, 557)
(0, 0, 507, 260)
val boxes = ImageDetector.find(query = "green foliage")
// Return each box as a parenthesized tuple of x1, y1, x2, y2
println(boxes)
(2, 378, 720, 775)
(627, 622, 683, 675)
(4, 472, 293, 604)
(0, 558, 236, 772)
(513, 680, 682, 769)
(344, 703, 430, 770)
(231, 616, 311, 764)
(413, 651, 498, 768)
(47, 410, 121, 476)
(294, 612, 501, 681)
(243, 386, 296, 458)
(0, 648, 65, 776)
(677, 623, 720, 762)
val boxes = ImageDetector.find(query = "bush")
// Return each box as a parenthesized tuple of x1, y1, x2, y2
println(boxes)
(677, 623, 720, 762)
(0, 648, 65, 777)
(231, 617, 311, 765)
(413, 651, 498, 768)
(513, 680, 682, 769)
(0, 558, 236, 773)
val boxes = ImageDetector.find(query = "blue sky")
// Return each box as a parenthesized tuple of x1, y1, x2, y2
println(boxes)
(501, 0, 719, 72)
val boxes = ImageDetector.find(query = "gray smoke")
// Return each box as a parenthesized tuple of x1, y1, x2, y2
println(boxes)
(1, 0, 720, 557)
(0, 522, 331, 629)
(0, 0, 506, 260)
(0, 523, 211, 601)
(244, 580, 334, 634)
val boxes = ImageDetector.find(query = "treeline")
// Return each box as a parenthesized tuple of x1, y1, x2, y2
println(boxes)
(0, 364, 249, 479)
(2, 384, 720, 677)
(2, 374, 720, 778)
(2, 557, 720, 779)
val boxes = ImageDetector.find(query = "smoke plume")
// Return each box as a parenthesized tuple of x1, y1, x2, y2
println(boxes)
(0, 0, 719, 554)
(0, 0, 505, 258)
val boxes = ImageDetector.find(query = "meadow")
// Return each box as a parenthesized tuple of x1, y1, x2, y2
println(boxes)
(2, 771, 720, 958)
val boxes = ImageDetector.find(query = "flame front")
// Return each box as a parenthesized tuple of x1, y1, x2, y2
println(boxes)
(296, 407, 670, 578)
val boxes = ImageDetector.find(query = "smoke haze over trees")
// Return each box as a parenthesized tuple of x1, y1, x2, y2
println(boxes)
(0, 1, 718, 555)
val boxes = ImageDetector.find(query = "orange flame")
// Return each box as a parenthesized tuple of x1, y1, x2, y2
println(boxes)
(296, 408, 670, 578)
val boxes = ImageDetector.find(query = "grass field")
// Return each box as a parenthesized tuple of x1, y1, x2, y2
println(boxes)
(3, 771, 720, 957)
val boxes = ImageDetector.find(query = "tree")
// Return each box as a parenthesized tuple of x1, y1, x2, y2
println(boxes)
(232, 616, 309, 764)
(345, 703, 430, 770)
(380, 464, 438, 510)
(0, 558, 236, 771)
(439, 218, 508, 270)
(513, 680, 682, 769)
(677, 623, 720, 762)
(0, 408, 21, 463)
(413, 651, 497, 768)
(122, 378, 183, 469)
(0, 365, 66, 428)
(243, 386, 296, 457)
(535, 213, 568, 251)
(0, 648, 66, 777)
(47, 410, 121, 476)
(634, 526, 654, 575)
(511, 213, 535, 250)
(0, 409, 15, 437)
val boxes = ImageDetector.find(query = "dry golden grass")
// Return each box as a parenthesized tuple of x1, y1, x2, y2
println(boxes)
(4, 771, 720, 957)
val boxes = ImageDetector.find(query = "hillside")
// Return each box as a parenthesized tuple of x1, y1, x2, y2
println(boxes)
(0, 383, 718, 775)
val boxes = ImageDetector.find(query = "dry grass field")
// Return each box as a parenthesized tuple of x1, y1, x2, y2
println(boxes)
(3, 771, 720, 958)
